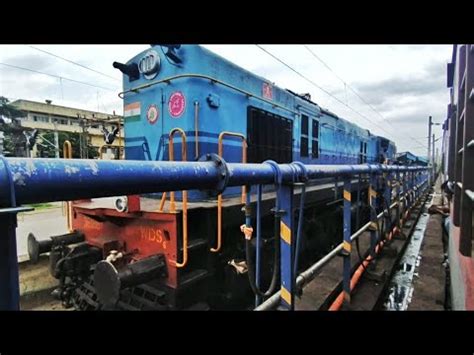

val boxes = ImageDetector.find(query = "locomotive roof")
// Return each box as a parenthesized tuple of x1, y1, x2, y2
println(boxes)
(126, 45, 397, 147)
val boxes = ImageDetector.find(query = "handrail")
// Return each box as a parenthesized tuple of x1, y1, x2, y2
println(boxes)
(218, 131, 247, 203)
(194, 101, 199, 159)
(0, 156, 429, 312)
(118, 73, 301, 117)
(0, 160, 428, 208)
(63, 140, 72, 159)
(63, 140, 73, 233)
(158, 192, 167, 212)
(168, 128, 188, 268)
(211, 131, 247, 253)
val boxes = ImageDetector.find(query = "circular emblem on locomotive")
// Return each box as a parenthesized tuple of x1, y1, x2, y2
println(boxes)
(146, 104, 159, 124)
(138, 50, 160, 80)
(168, 91, 186, 118)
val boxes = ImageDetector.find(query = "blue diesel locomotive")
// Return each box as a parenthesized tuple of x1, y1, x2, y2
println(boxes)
(29, 45, 400, 311)
(116, 45, 396, 199)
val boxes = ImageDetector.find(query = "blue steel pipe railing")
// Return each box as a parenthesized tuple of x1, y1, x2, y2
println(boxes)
(256, 170, 430, 311)
(0, 158, 427, 207)
(0, 155, 429, 310)
(255, 184, 263, 307)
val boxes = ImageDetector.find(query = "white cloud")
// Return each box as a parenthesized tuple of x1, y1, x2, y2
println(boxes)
(204, 44, 451, 156)
(0, 44, 452, 158)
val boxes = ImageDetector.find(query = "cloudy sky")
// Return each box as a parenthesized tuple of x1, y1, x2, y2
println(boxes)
(0, 44, 452, 157)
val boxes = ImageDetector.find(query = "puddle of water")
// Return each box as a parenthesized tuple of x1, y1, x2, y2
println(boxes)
(384, 195, 432, 311)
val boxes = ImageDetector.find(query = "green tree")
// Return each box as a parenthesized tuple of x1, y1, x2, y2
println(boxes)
(0, 96, 24, 118)
(0, 96, 27, 156)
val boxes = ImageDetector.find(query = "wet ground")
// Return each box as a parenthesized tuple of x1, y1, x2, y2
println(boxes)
(384, 178, 447, 311)
(384, 200, 431, 310)
(296, 189, 430, 311)
(19, 255, 62, 310)
(407, 183, 447, 310)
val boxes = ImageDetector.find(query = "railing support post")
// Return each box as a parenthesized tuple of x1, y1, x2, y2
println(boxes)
(0, 156, 33, 310)
(395, 170, 401, 230)
(278, 183, 294, 310)
(369, 173, 378, 257)
(255, 184, 263, 307)
(342, 177, 352, 305)
(0, 212, 21, 310)
(403, 171, 409, 212)
(383, 172, 392, 238)
(355, 175, 362, 230)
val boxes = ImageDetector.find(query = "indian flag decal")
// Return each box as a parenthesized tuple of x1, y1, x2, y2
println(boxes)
(124, 102, 141, 121)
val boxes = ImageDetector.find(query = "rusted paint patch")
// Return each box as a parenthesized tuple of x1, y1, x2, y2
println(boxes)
(13, 172, 26, 186)
(86, 161, 99, 175)
(25, 160, 37, 177)
(64, 165, 80, 175)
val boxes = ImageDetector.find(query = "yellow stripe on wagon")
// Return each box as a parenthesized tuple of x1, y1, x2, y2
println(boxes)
(343, 241, 352, 253)
(280, 221, 291, 244)
(344, 190, 351, 201)
(281, 286, 292, 305)
(369, 187, 377, 199)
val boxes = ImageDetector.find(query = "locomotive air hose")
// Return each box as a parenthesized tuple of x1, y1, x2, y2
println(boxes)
(245, 215, 280, 298)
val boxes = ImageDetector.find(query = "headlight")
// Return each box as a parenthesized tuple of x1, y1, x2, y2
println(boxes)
(138, 49, 160, 80)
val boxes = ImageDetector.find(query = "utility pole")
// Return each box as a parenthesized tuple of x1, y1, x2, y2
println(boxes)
(83, 115, 88, 159)
(54, 123, 60, 158)
(432, 134, 435, 165)
(45, 100, 59, 158)
(432, 133, 436, 178)
(428, 115, 432, 164)
(80, 117, 84, 159)
(427, 116, 441, 184)
(25, 139, 30, 158)
(427, 116, 432, 186)
(78, 114, 89, 159)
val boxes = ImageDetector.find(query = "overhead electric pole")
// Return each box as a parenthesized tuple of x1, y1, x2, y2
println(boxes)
(428, 115, 432, 164)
